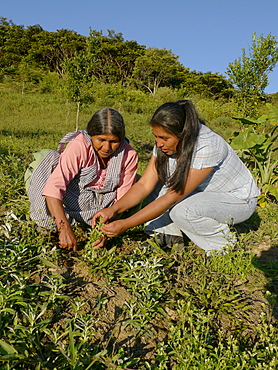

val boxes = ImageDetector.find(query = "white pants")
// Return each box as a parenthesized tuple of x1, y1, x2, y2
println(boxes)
(144, 183, 257, 253)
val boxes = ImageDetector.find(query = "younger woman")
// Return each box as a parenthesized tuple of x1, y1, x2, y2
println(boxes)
(92, 100, 260, 254)
(28, 108, 138, 251)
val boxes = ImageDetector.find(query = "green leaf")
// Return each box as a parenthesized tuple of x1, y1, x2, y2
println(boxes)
(230, 127, 266, 150)
(39, 257, 58, 269)
(232, 117, 259, 125)
(0, 308, 15, 314)
(0, 340, 18, 354)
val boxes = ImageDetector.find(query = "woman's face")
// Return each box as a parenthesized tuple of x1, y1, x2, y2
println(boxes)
(91, 134, 121, 159)
(152, 125, 180, 155)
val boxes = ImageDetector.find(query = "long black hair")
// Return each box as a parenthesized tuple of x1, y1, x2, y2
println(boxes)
(150, 100, 203, 193)
(86, 108, 125, 142)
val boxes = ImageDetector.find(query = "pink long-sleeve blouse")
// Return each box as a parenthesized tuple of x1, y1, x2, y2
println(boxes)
(42, 132, 138, 202)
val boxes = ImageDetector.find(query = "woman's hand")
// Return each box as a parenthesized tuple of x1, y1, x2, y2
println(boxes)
(45, 196, 77, 251)
(92, 207, 116, 227)
(101, 219, 128, 237)
(58, 226, 77, 251)
(92, 235, 108, 250)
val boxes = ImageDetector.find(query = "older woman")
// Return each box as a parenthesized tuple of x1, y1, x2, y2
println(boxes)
(28, 108, 138, 251)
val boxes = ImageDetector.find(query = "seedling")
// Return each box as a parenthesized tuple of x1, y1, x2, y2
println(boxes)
(82, 217, 105, 259)
(87, 217, 105, 244)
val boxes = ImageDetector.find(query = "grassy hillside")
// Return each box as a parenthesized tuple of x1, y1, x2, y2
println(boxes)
(0, 88, 278, 369)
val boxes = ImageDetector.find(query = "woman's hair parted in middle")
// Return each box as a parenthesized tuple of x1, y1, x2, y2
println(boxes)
(150, 100, 203, 193)
(86, 108, 126, 142)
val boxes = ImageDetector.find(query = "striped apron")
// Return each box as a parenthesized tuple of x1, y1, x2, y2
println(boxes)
(28, 130, 126, 229)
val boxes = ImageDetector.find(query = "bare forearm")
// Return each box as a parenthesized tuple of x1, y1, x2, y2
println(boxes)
(111, 181, 151, 215)
(101, 166, 215, 238)
(102, 190, 182, 237)
(45, 196, 70, 230)
(122, 166, 215, 230)
(124, 191, 180, 229)
(45, 196, 77, 250)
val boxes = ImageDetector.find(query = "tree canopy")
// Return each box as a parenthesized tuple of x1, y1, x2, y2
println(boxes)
(226, 32, 278, 115)
(133, 47, 185, 94)
(226, 32, 278, 95)
(0, 17, 234, 100)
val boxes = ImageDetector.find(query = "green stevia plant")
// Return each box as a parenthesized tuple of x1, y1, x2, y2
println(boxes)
(86, 217, 105, 244)
(82, 217, 105, 259)
(120, 248, 168, 336)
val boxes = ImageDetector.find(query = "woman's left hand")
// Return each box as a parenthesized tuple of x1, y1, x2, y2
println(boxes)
(101, 219, 127, 237)
(92, 235, 108, 250)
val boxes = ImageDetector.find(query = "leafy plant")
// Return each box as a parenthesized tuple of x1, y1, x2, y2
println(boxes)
(230, 108, 278, 204)
(82, 217, 105, 260)
(121, 249, 167, 335)
(226, 32, 278, 116)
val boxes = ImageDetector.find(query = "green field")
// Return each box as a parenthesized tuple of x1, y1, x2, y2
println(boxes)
(0, 88, 278, 369)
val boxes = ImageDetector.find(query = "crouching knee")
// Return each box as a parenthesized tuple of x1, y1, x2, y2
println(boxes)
(169, 203, 190, 227)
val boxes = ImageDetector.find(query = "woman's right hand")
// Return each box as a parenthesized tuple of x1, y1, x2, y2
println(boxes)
(58, 226, 77, 251)
(92, 234, 108, 250)
(45, 196, 77, 251)
(92, 207, 116, 227)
